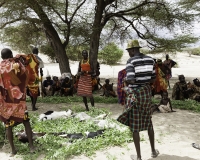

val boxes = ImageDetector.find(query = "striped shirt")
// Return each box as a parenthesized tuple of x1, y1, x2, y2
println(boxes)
(126, 53, 156, 87)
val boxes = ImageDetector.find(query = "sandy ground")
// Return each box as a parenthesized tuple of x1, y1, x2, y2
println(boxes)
(1, 52, 200, 160)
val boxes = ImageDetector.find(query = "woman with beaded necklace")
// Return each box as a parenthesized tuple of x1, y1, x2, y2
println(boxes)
(77, 50, 95, 111)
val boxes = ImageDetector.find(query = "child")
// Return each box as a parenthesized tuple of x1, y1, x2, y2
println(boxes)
(152, 91, 176, 113)
(101, 79, 117, 97)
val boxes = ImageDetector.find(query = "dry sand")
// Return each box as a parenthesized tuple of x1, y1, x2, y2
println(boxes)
(1, 52, 200, 160)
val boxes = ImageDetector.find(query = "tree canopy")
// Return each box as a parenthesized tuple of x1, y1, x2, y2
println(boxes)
(0, 0, 198, 74)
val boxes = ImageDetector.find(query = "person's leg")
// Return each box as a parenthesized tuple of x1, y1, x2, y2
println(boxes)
(23, 121, 35, 152)
(83, 97, 89, 111)
(6, 126, 17, 155)
(90, 96, 94, 107)
(32, 97, 38, 111)
(132, 132, 142, 159)
(42, 87, 47, 96)
(148, 128, 159, 157)
(148, 128, 155, 152)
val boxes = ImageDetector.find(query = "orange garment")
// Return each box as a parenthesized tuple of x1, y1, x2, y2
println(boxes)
(26, 54, 40, 98)
(77, 59, 92, 97)
(153, 64, 167, 93)
(81, 59, 90, 72)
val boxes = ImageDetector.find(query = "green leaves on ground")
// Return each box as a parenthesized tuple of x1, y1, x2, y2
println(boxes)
(12, 107, 132, 160)
(26, 95, 118, 104)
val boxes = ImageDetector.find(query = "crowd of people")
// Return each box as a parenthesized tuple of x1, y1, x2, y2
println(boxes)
(0, 40, 199, 159)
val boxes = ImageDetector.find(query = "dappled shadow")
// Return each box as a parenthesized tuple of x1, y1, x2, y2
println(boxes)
(148, 154, 197, 160)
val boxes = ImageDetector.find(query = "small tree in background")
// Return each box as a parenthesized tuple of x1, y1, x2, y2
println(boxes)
(98, 43, 123, 65)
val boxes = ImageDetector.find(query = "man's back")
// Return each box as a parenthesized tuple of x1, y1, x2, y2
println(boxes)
(126, 54, 156, 86)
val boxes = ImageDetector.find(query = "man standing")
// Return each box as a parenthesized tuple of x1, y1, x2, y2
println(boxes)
(0, 48, 35, 156)
(27, 47, 44, 111)
(163, 54, 176, 88)
(117, 40, 159, 160)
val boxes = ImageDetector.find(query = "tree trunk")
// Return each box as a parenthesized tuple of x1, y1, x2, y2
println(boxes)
(89, 1, 104, 71)
(27, 0, 71, 74)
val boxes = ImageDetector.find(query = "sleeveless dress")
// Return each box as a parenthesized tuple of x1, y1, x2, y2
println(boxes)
(77, 60, 92, 97)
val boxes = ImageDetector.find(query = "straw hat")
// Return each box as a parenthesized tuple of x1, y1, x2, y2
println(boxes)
(126, 40, 142, 50)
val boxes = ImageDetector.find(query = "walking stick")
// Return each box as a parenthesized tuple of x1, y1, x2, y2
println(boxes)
(40, 68, 44, 98)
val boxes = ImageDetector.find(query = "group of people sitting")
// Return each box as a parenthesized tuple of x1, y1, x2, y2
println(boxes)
(41, 72, 117, 98)
(172, 75, 200, 102)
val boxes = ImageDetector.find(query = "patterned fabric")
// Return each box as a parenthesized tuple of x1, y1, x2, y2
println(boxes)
(117, 69, 126, 105)
(77, 74, 92, 97)
(26, 54, 40, 98)
(185, 82, 200, 100)
(77, 60, 92, 97)
(126, 53, 156, 87)
(117, 85, 153, 132)
(153, 64, 168, 94)
(0, 54, 31, 127)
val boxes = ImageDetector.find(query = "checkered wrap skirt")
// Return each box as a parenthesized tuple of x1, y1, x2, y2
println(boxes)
(117, 85, 153, 132)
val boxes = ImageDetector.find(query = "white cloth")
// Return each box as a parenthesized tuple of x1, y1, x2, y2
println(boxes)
(158, 102, 171, 113)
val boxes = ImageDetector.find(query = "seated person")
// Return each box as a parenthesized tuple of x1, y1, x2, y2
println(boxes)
(52, 76, 61, 96)
(152, 91, 175, 113)
(172, 74, 189, 100)
(60, 76, 74, 96)
(42, 74, 54, 96)
(186, 78, 200, 102)
(101, 79, 117, 97)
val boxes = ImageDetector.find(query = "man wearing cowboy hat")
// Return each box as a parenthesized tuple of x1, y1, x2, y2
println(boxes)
(117, 40, 159, 160)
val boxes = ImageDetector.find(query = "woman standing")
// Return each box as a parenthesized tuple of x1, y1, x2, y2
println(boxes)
(77, 50, 95, 111)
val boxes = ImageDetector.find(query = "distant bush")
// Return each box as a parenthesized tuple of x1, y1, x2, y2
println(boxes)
(98, 43, 123, 65)
(191, 48, 200, 56)
(140, 48, 151, 54)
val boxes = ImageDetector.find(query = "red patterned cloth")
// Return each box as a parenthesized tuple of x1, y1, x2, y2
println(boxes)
(117, 69, 126, 105)
(0, 55, 30, 126)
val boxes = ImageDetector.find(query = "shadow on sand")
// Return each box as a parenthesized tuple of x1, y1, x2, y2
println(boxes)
(148, 154, 198, 160)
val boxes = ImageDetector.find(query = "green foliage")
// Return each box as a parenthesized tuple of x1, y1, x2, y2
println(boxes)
(26, 95, 118, 104)
(12, 107, 132, 160)
(148, 35, 198, 54)
(152, 98, 200, 112)
(0, 23, 46, 54)
(66, 45, 89, 61)
(40, 44, 56, 62)
(98, 43, 123, 65)
(190, 47, 200, 55)
(140, 48, 151, 55)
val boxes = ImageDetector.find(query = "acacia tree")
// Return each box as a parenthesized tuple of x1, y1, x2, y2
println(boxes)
(89, 0, 198, 69)
(0, 0, 90, 73)
(0, 0, 198, 74)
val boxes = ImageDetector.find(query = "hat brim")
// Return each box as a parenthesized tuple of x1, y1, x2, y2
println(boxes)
(126, 46, 142, 50)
